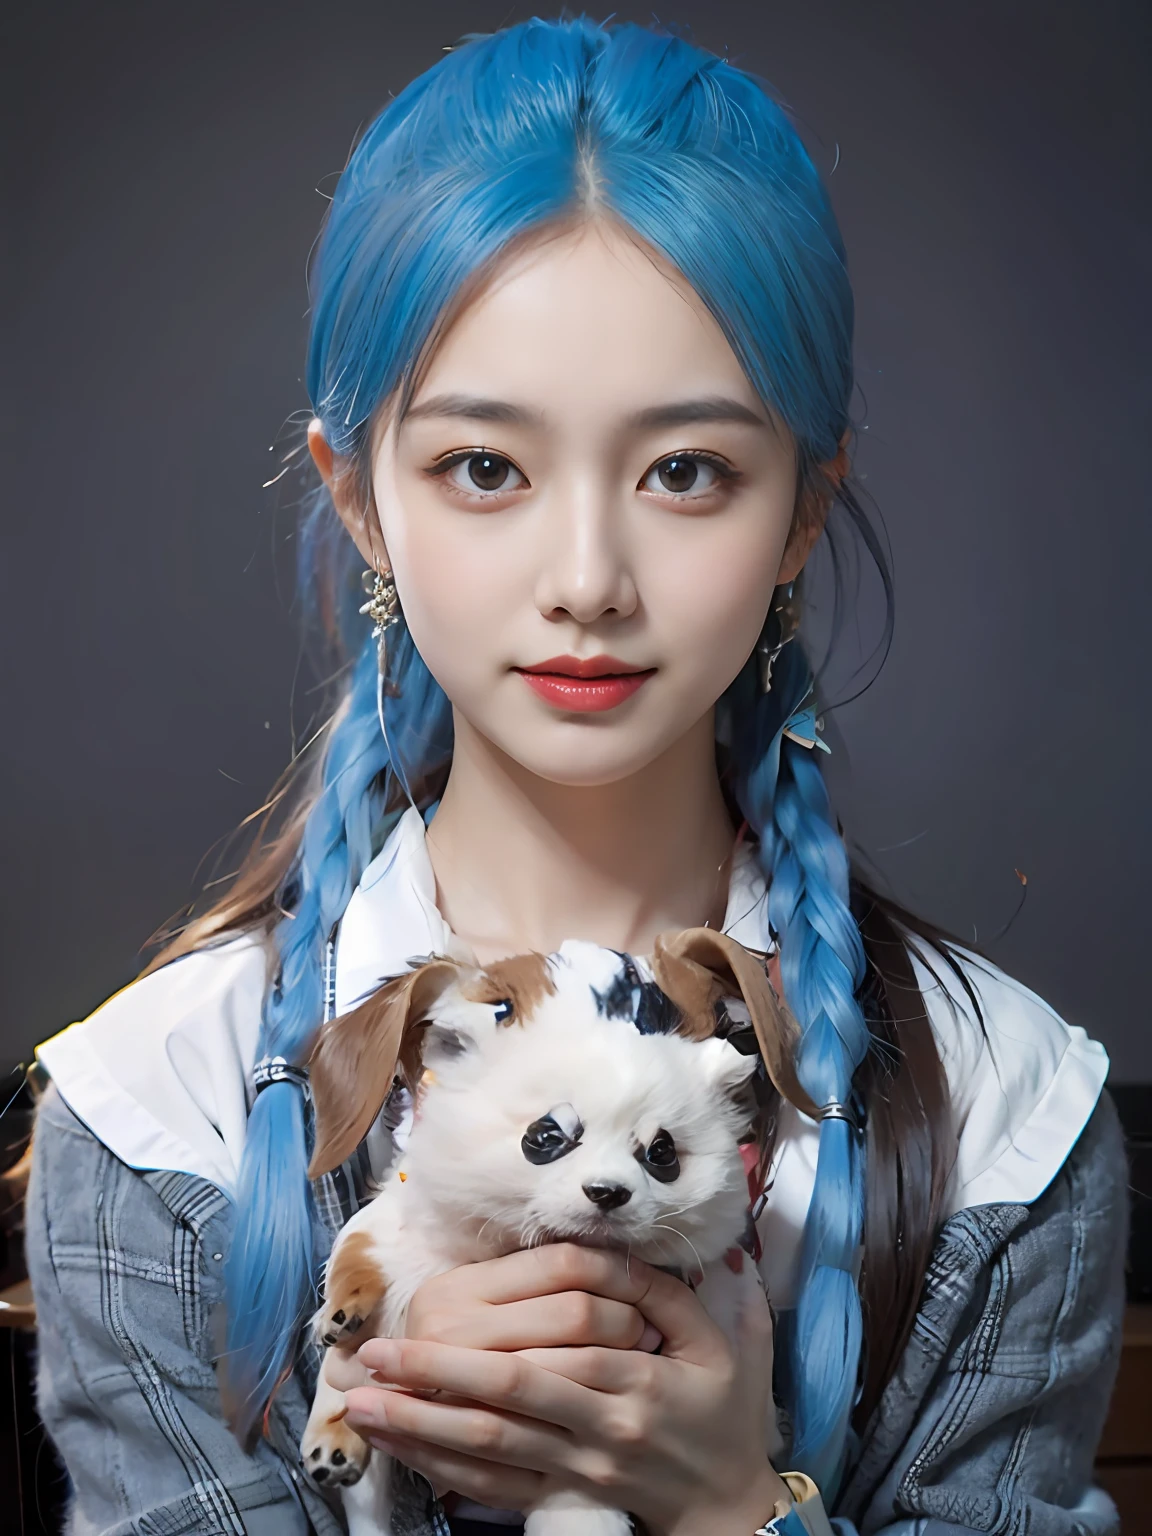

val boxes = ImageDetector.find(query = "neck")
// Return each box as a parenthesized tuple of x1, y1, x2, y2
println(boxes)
(424, 710, 736, 961)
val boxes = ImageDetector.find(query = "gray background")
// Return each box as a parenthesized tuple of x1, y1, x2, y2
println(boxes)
(4, 1, 1150, 1080)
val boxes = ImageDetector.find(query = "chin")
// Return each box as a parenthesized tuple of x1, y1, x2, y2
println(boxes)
(494, 724, 685, 789)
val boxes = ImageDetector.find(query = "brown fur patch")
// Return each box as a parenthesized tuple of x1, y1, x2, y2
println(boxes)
(324, 1230, 388, 1332)
(649, 939, 722, 1038)
(462, 951, 556, 1023)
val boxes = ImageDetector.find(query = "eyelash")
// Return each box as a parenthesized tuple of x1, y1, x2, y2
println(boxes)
(425, 448, 742, 503)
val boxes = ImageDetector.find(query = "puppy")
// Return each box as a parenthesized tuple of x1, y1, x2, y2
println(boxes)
(300, 928, 816, 1536)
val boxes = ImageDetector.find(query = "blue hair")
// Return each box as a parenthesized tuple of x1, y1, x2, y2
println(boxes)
(224, 15, 877, 1488)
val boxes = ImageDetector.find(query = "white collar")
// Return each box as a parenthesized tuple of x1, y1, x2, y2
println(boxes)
(35, 809, 772, 1197)
(36, 804, 1105, 1270)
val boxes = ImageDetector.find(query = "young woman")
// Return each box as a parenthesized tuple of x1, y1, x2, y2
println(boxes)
(26, 18, 1126, 1536)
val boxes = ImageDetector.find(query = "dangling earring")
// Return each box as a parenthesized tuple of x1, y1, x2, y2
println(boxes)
(360, 561, 414, 805)
(359, 564, 400, 671)
(756, 581, 801, 693)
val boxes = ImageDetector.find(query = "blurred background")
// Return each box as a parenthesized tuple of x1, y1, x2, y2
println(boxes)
(3, 0, 1150, 1078)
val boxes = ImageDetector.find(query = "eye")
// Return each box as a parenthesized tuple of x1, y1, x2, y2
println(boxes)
(493, 999, 513, 1024)
(432, 449, 529, 500)
(636, 1128, 680, 1183)
(640, 452, 737, 500)
(522, 1108, 584, 1165)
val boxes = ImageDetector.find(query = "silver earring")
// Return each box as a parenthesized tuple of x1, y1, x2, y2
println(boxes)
(756, 582, 800, 693)
(359, 566, 400, 670)
(360, 564, 412, 803)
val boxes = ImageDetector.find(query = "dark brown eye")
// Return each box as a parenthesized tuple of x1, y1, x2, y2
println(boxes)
(467, 452, 514, 491)
(636, 1128, 680, 1183)
(656, 456, 698, 493)
(641, 454, 733, 501)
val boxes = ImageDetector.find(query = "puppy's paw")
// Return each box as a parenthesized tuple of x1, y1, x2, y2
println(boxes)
(315, 1297, 368, 1348)
(302, 1415, 371, 1488)
(315, 1230, 388, 1347)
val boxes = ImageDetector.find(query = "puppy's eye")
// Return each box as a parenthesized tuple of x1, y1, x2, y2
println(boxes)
(636, 1128, 680, 1183)
(522, 1112, 583, 1165)
(493, 999, 514, 1024)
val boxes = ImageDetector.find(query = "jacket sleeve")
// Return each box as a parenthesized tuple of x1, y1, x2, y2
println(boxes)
(25, 1082, 342, 1536)
(834, 1092, 1128, 1536)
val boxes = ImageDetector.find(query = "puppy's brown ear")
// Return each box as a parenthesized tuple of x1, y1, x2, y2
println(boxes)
(651, 928, 819, 1120)
(307, 958, 461, 1177)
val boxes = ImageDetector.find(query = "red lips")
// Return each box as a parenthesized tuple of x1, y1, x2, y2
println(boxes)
(515, 654, 656, 712)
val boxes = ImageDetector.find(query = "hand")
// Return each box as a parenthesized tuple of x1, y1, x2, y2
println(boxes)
(341, 1243, 788, 1536)
(322, 1242, 660, 1395)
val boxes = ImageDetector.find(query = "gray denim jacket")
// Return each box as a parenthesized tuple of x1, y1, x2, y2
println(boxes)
(25, 1082, 1128, 1536)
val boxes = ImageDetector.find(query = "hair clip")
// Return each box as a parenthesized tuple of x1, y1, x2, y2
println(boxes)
(252, 1056, 310, 1094)
(818, 1098, 859, 1130)
(781, 701, 830, 754)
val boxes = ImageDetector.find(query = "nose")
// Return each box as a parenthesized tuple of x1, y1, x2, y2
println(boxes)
(534, 480, 638, 624)
(582, 1181, 632, 1212)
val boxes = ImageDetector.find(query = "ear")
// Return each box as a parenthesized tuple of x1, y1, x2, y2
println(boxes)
(650, 928, 819, 1120)
(307, 957, 461, 1177)
(777, 432, 850, 584)
(307, 416, 385, 572)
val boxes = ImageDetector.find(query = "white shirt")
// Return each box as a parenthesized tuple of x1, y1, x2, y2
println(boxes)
(37, 806, 1109, 1309)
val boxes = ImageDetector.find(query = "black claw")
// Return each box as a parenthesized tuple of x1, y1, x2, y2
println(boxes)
(313, 1467, 329, 1483)
(309, 1448, 320, 1460)
(332, 1309, 346, 1325)
(322, 1332, 337, 1345)
(331, 1449, 346, 1466)
(345, 1314, 363, 1334)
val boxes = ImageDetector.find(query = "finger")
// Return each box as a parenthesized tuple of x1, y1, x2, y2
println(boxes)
(357, 1338, 600, 1433)
(369, 1430, 543, 1512)
(516, 1344, 662, 1395)
(404, 1289, 648, 1352)
(323, 1347, 371, 1393)
(632, 1267, 729, 1368)
(436, 1243, 658, 1308)
(343, 1385, 574, 1477)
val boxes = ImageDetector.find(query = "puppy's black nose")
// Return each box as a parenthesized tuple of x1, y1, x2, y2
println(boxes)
(582, 1181, 632, 1211)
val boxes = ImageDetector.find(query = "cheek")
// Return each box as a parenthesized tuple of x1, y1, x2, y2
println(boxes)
(643, 515, 787, 689)
(384, 506, 518, 692)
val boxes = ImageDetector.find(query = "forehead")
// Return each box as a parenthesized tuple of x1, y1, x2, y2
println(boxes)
(406, 221, 761, 431)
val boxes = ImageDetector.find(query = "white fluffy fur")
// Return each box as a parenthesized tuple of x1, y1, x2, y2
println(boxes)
(301, 940, 764, 1536)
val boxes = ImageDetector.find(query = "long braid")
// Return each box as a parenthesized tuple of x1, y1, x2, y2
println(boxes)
(727, 628, 869, 1492)
(222, 636, 392, 1440)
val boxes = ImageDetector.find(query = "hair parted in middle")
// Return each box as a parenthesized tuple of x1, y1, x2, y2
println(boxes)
(157, 15, 956, 1493)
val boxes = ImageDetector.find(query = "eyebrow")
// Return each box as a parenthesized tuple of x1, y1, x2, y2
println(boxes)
(402, 392, 769, 431)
